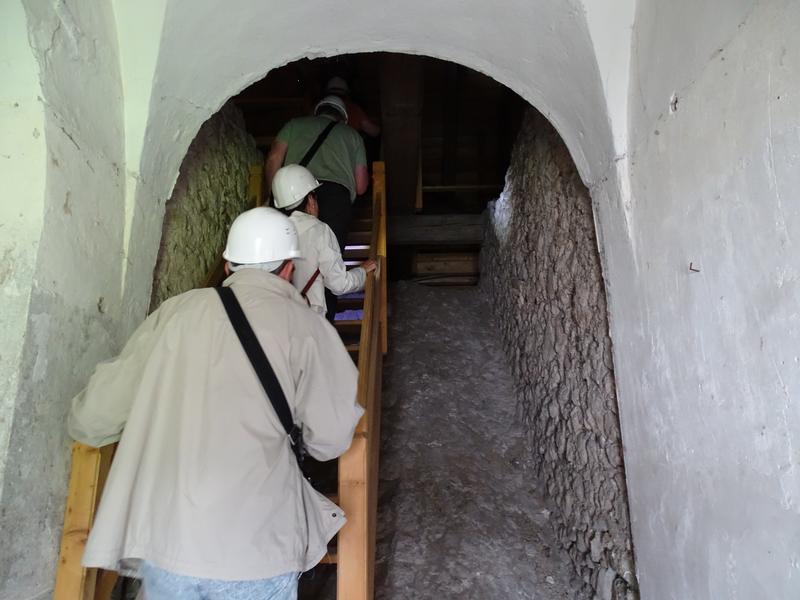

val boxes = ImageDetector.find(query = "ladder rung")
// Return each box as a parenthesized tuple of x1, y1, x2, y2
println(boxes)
(320, 552, 337, 565)
(350, 218, 373, 232)
(344, 245, 371, 259)
(335, 320, 362, 335)
(345, 344, 359, 354)
(338, 296, 364, 311)
(347, 231, 372, 244)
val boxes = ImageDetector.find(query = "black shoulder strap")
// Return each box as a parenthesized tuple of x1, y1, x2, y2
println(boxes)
(215, 287, 295, 437)
(299, 120, 337, 167)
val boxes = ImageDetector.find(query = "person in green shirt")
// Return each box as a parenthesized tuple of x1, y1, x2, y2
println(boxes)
(265, 95, 368, 252)
(265, 95, 368, 320)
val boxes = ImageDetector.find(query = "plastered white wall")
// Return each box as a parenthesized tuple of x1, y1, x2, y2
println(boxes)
(0, 0, 47, 512)
(599, 0, 800, 596)
(0, 1, 125, 597)
(582, 0, 636, 157)
(111, 0, 167, 280)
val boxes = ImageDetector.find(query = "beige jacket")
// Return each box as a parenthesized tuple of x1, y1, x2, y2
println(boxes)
(68, 269, 363, 580)
(290, 210, 366, 315)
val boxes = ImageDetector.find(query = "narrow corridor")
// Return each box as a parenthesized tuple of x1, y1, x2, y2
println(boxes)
(374, 283, 584, 599)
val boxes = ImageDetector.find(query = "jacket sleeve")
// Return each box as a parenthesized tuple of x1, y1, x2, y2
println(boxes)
(317, 224, 367, 296)
(291, 320, 363, 461)
(68, 303, 168, 447)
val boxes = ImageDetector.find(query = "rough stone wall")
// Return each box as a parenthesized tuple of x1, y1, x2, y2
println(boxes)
(481, 109, 637, 599)
(150, 101, 261, 308)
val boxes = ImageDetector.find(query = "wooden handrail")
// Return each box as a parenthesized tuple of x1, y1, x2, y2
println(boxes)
(337, 162, 386, 599)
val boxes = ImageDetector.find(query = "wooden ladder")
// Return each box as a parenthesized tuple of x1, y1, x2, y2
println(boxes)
(54, 162, 388, 600)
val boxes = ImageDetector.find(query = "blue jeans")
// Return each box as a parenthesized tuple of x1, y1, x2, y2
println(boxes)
(141, 562, 298, 600)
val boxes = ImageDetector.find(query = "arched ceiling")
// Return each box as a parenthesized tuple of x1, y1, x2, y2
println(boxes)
(120, 0, 632, 204)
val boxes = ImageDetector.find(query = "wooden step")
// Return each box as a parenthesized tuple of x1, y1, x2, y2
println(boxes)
(350, 218, 373, 232)
(343, 245, 371, 260)
(416, 274, 479, 286)
(320, 552, 337, 565)
(334, 320, 362, 335)
(347, 231, 372, 245)
(338, 294, 365, 311)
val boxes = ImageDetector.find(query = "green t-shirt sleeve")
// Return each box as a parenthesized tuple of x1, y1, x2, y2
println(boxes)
(276, 120, 294, 144)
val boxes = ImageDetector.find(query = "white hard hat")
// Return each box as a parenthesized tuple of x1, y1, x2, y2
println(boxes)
(272, 164, 321, 211)
(325, 76, 349, 95)
(223, 207, 301, 265)
(314, 95, 348, 123)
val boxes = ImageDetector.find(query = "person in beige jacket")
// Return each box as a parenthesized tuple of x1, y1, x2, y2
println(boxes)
(68, 207, 363, 599)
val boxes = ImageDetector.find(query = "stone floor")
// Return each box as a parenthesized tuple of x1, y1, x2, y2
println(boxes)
(369, 282, 583, 599)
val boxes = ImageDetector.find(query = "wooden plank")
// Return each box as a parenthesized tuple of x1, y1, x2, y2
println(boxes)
(337, 269, 377, 600)
(422, 184, 503, 193)
(320, 552, 338, 565)
(94, 570, 118, 600)
(334, 320, 362, 336)
(389, 214, 484, 245)
(380, 55, 422, 214)
(441, 63, 460, 190)
(413, 252, 479, 275)
(350, 218, 373, 232)
(416, 274, 479, 286)
(336, 435, 368, 600)
(414, 150, 423, 213)
(364, 291, 382, 599)
(380, 256, 388, 356)
(347, 231, 372, 245)
(338, 296, 365, 311)
(344, 246, 371, 260)
(374, 164, 388, 356)
(54, 443, 115, 600)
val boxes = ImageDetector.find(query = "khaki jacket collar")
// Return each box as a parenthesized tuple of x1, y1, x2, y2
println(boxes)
(222, 267, 307, 307)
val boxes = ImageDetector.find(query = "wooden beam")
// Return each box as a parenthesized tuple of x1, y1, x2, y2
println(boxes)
(94, 570, 118, 600)
(336, 435, 368, 599)
(320, 552, 338, 565)
(380, 55, 423, 214)
(334, 320, 363, 336)
(414, 150, 423, 213)
(54, 443, 115, 600)
(441, 63, 460, 188)
(413, 252, 479, 275)
(422, 184, 503, 193)
(337, 269, 379, 600)
(388, 214, 484, 245)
